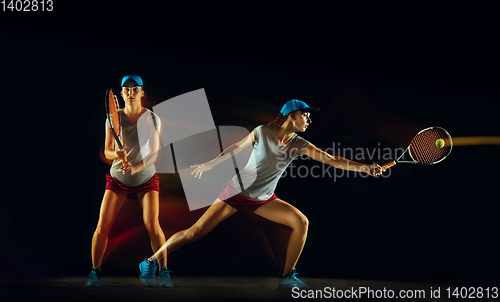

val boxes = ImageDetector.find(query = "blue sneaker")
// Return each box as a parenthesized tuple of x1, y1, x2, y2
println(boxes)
(139, 258, 158, 287)
(158, 266, 173, 288)
(84, 268, 101, 287)
(279, 268, 310, 289)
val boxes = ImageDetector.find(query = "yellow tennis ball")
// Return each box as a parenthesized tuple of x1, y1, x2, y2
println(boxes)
(435, 139, 445, 148)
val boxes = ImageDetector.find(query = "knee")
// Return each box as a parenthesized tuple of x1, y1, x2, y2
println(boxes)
(293, 214, 309, 233)
(301, 214, 309, 231)
(143, 218, 161, 234)
(185, 225, 207, 242)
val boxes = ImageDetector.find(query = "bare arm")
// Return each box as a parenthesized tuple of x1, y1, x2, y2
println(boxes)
(302, 143, 382, 176)
(191, 130, 255, 178)
(104, 126, 126, 161)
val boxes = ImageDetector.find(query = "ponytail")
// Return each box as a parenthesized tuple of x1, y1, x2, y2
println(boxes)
(267, 113, 288, 127)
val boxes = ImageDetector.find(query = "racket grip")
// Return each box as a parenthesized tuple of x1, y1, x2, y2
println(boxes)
(381, 160, 396, 171)
(116, 146, 128, 164)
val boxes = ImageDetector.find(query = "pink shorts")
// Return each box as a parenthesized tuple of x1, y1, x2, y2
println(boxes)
(105, 173, 160, 194)
(218, 180, 278, 212)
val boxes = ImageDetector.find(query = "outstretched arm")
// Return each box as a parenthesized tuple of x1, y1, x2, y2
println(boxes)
(191, 130, 255, 178)
(302, 143, 382, 176)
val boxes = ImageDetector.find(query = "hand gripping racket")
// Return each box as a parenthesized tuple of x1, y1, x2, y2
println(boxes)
(105, 88, 128, 164)
(381, 126, 452, 171)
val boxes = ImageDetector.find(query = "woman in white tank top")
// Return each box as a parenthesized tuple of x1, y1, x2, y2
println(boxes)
(140, 99, 383, 289)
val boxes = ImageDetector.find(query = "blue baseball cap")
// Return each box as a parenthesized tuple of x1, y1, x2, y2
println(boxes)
(280, 99, 319, 116)
(121, 75, 143, 86)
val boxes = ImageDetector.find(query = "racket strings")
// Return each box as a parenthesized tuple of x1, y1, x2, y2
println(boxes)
(409, 128, 452, 164)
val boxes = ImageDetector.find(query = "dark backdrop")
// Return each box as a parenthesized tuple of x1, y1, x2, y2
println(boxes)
(1, 2, 498, 282)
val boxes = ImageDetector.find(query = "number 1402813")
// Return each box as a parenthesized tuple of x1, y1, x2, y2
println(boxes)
(2, 0, 53, 11)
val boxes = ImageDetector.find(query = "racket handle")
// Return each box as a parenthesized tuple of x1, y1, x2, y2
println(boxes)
(120, 149, 128, 164)
(116, 144, 128, 164)
(381, 160, 396, 171)
(119, 156, 128, 171)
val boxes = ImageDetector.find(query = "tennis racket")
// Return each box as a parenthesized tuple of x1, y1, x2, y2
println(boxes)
(381, 126, 452, 171)
(105, 88, 128, 164)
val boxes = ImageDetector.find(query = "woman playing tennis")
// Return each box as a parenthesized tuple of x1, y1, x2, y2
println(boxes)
(86, 75, 171, 287)
(139, 99, 383, 289)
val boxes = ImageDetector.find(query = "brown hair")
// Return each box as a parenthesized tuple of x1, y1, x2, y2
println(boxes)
(267, 113, 287, 127)
(267, 111, 297, 127)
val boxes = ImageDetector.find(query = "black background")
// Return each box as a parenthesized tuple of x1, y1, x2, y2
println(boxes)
(1, 2, 498, 282)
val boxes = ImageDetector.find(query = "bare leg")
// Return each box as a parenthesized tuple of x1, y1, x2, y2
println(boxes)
(150, 199, 237, 261)
(138, 190, 167, 269)
(91, 190, 128, 269)
(254, 198, 309, 276)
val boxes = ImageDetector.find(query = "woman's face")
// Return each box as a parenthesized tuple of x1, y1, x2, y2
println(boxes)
(120, 80, 144, 104)
(291, 111, 312, 132)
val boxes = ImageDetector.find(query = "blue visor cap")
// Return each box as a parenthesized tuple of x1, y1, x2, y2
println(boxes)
(121, 75, 143, 86)
(280, 99, 319, 116)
